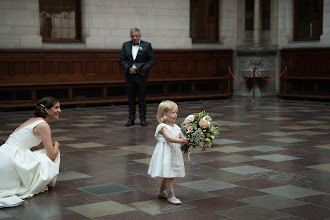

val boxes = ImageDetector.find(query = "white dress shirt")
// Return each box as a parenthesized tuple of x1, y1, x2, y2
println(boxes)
(132, 41, 140, 69)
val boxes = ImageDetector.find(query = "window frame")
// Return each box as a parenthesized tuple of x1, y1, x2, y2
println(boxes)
(39, 0, 82, 42)
(293, 0, 323, 41)
(190, 0, 219, 43)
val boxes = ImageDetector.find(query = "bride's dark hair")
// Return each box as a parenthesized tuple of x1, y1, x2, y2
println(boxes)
(33, 97, 58, 118)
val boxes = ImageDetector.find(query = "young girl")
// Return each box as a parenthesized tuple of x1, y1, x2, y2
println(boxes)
(148, 100, 189, 205)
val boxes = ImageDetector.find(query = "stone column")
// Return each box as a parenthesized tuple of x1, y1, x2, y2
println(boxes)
(252, 0, 262, 47)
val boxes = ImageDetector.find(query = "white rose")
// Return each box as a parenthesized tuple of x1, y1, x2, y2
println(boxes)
(184, 115, 194, 123)
(203, 115, 212, 121)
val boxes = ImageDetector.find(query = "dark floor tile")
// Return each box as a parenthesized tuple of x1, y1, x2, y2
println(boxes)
(40, 213, 91, 220)
(156, 208, 228, 220)
(233, 177, 284, 189)
(297, 194, 330, 209)
(199, 161, 243, 169)
(59, 176, 113, 188)
(216, 205, 291, 220)
(211, 186, 268, 200)
(185, 196, 247, 212)
(278, 204, 330, 220)
(101, 190, 155, 204)
(95, 210, 162, 220)
(52, 192, 107, 207)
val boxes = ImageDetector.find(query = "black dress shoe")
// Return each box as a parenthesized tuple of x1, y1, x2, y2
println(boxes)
(125, 120, 135, 127)
(141, 120, 147, 127)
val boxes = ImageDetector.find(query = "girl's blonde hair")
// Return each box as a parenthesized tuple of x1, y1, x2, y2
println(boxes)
(156, 100, 178, 123)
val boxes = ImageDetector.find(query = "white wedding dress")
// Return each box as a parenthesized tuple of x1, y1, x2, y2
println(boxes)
(0, 120, 60, 208)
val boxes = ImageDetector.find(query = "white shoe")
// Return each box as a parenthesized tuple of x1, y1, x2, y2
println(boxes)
(158, 191, 168, 199)
(167, 197, 182, 205)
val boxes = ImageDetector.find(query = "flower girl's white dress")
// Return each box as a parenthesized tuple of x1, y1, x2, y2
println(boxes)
(0, 120, 60, 208)
(148, 123, 185, 178)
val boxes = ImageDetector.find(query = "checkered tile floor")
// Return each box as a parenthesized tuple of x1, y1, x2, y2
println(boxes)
(1, 97, 330, 219)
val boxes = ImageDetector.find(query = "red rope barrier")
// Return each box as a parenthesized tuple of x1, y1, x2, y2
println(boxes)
(255, 69, 286, 81)
(229, 70, 253, 83)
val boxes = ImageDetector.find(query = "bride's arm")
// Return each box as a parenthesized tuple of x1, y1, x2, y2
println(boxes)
(33, 123, 59, 161)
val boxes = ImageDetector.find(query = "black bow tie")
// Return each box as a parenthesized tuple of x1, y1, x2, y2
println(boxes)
(133, 44, 139, 46)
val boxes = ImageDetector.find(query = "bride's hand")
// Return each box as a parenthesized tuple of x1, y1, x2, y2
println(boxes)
(30, 145, 40, 151)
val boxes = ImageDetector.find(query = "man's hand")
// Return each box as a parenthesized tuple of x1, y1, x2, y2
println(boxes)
(129, 67, 137, 74)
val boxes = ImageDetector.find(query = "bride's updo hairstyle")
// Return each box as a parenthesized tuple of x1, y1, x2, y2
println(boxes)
(34, 96, 58, 119)
(156, 100, 178, 123)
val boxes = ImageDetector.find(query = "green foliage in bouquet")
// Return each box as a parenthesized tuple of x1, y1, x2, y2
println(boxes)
(181, 111, 220, 154)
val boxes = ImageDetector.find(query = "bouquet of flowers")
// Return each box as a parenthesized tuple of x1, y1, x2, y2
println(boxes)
(181, 111, 220, 158)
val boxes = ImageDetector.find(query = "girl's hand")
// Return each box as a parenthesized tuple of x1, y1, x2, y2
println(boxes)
(183, 137, 190, 145)
(30, 145, 40, 151)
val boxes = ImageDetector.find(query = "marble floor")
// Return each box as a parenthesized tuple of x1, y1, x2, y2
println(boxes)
(1, 97, 330, 220)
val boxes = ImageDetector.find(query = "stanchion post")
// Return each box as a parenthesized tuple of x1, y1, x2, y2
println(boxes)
(252, 65, 257, 102)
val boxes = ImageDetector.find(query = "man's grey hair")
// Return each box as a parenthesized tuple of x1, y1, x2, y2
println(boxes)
(130, 27, 141, 35)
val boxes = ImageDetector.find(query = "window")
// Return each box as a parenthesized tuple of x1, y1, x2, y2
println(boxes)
(245, 0, 270, 31)
(245, 0, 254, 31)
(39, 0, 82, 42)
(190, 0, 219, 43)
(293, 0, 323, 41)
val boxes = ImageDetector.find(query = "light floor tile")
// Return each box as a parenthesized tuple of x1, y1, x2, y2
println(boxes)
(213, 139, 242, 144)
(174, 188, 219, 202)
(260, 131, 293, 137)
(103, 149, 140, 156)
(221, 165, 272, 175)
(268, 137, 306, 143)
(178, 179, 237, 192)
(0, 130, 11, 135)
(292, 130, 327, 136)
(259, 185, 325, 199)
(0, 136, 8, 141)
(317, 125, 330, 130)
(120, 145, 155, 155)
(298, 120, 327, 125)
(219, 121, 250, 126)
(314, 144, 330, 149)
(81, 115, 107, 119)
(53, 136, 77, 141)
(133, 158, 151, 165)
(72, 123, 100, 127)
(216, 205, 290, 220)
(0, 211, 11, 219)
(253, 154, 300, 162)
(264, 117, 291, 121)
(211, 146, 248, 153)
(130, 200, 193, 215)
(308, 163, 330, 172)
(77, 119, 104, 123)
(281, 125, 313, 130)
(78, 183, 135, 195)
(238, 194, 308, 210)
(2, 202, 73, 219)
(245, 145, 285, 152)
(67, 201, 136, 218)
(57, 171, 92, 181)
(66, 142, 106, 148)
(316, 116, 330, 120)
(51, 128, 70, 133)
(216, 155, 258, 163)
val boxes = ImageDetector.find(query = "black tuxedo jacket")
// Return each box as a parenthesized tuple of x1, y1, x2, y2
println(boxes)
(119, 40, 156, 77)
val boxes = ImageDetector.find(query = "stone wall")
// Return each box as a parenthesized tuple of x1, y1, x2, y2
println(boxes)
(0, 0, 192, 49)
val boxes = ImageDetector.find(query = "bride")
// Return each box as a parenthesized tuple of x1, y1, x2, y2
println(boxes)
(0, 96, 61, 208)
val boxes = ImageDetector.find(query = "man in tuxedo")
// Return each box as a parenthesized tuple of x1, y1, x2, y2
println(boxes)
(119, 28, 156, 127)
